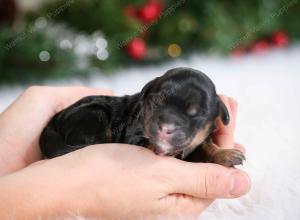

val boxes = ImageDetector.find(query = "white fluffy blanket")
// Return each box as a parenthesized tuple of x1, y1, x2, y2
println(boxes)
(1, 46, 300, 220)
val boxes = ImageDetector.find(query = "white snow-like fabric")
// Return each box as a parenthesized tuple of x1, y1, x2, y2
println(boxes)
(0, 46, 299, 220)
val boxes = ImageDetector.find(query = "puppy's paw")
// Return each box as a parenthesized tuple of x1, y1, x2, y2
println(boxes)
(212, 149, 245, 167)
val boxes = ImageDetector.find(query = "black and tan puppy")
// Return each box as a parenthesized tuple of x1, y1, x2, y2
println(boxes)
(40, 67, 245, 167)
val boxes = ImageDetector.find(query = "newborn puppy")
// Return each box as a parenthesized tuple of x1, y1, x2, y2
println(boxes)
(40, 67, 245, 167)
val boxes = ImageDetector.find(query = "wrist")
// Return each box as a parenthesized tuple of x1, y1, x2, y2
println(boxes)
(0, 158, 95, 219)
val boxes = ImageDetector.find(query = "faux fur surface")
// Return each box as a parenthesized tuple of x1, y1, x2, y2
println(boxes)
(1, 46, 299, 219)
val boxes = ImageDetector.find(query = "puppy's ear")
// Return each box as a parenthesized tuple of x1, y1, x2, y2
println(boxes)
(140, 77, 160, 99)
(218, 98, 230, 125)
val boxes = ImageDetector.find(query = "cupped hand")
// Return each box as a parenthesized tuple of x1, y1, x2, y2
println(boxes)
(8, 142, 248, 220)
(0, 87, 250, 219)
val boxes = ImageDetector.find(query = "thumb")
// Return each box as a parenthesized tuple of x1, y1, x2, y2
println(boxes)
(165, 158, 251, 199)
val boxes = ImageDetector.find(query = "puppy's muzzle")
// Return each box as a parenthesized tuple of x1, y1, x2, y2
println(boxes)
(153, 123, 189, 154)
(157, 123, 178, 140)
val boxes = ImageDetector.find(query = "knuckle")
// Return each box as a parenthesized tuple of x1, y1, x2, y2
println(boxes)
(202, 166, 217, 198)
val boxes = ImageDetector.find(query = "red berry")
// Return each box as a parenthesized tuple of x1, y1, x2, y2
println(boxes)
(271, 31, 289, 47)
(231, 47, 246, 57)
(126, 38, 147, 60)
(138, 1, 162, 23)
(251, 40, 269, 54)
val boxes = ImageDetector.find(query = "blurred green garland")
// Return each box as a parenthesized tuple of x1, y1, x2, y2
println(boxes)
(1, 0, 300, 84)
(0, 25, 82, 84)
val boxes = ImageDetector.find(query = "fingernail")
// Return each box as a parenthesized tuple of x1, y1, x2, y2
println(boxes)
(230, 172, 250, 196)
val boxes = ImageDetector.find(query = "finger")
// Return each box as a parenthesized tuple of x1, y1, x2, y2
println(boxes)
(217, 95, 237, 134)
(213, 96, 238, 149)
(215, 95, 231, 133)
(229, 97, 238, 123)
(165, 158, 251, 199)
(234, 142, 246, 154)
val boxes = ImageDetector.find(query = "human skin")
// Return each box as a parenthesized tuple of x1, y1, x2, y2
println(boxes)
(0, 86, 250, 219)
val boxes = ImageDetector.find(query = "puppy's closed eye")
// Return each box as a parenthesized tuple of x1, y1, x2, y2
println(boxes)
(186, 104, 201, 116)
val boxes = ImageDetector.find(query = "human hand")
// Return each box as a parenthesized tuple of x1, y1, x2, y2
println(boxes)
(0, 141, 250, 220)
(0, 86, 113, 175)
(0, 87, 250, 219)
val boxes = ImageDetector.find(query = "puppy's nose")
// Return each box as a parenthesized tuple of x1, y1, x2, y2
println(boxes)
(158, 123, 176, 140)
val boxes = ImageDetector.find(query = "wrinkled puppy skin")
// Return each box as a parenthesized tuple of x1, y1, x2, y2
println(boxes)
(40, 67, 245, 167)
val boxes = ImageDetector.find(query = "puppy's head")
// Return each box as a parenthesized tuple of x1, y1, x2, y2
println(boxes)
(141, 67, 229, 157)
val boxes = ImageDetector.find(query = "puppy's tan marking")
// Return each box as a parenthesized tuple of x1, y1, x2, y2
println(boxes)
(188, 123, 211, 148)
(180, 123, 212, 158)
(202, 141, 245, 167)
(146, 143, 156, 151)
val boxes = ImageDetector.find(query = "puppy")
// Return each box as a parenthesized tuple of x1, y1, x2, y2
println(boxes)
(40, 67, 245, 167)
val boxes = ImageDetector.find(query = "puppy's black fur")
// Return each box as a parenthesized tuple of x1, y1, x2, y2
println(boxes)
(40, 67, 245, 166)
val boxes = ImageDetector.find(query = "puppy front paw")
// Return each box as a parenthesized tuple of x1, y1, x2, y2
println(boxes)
(212, 149, 245, 167)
